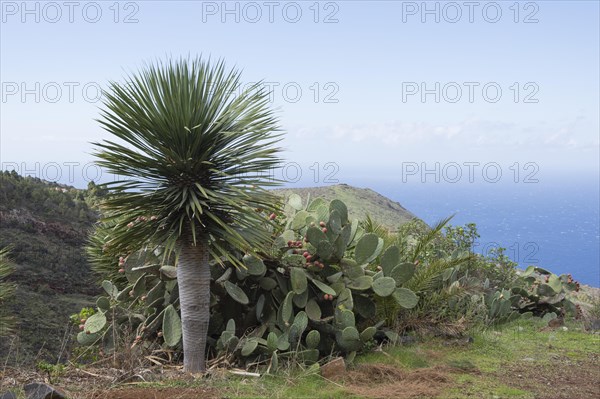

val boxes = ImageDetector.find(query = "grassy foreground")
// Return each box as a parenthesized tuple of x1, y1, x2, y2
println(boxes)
(5, 317, 597, 399)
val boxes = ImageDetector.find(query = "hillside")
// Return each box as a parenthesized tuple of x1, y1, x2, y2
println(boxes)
(1, 173, 595, 369)
(0, 171, 100, 363)
(274, 184, 417, 230)
(0, 178, 417, 363)
(0, 176, 417, 363)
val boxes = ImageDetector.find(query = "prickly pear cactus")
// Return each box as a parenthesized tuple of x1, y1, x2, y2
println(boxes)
(78, 195, 421, 371)
(483, 289, 520, 324)
(199, 194, 420, 366)
(511, 266, 579, 316)
(72, 245, 184, 354)
(472, 266, 581, 324)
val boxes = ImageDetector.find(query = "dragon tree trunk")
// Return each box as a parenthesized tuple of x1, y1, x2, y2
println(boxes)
(177, 235, 211, 373)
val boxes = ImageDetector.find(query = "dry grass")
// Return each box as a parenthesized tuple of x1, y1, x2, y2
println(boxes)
(343, 363, 453, 399)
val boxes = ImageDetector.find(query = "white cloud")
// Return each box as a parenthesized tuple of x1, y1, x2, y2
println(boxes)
(288, 117, 599, 151)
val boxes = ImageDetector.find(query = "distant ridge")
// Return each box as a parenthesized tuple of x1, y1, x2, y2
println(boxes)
(273, 184, 418, 229)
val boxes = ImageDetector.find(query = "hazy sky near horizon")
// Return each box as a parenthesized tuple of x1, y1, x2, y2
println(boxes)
(1, 0, 599, 187)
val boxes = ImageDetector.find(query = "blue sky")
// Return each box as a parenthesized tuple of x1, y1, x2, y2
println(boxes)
(1, 0, 599, 186)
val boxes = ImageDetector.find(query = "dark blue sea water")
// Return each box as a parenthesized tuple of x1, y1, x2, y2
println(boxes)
(354, 176, 600, 287)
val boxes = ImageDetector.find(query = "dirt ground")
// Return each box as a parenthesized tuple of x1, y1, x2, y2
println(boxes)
(65, 364, 455, 399)
(87, 386, 221, 399)
(494, 352, 600, 399)
(0, 367, 223, 399)
(2, 346, 598, 399)
(343, 363, 454, 399)
(82, 352, 600, 399)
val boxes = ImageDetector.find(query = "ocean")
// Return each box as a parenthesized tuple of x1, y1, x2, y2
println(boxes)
(360, 176, 600, 287)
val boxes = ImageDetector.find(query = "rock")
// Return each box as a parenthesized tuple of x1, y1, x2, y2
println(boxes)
(589, 319, 600, 331)
(320, 357, 346, 380)
(23, 383, 66, 399)
(0, 391, 17, 399)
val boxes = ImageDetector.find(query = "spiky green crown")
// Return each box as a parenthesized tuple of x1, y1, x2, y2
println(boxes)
(92, 57, 283, 264)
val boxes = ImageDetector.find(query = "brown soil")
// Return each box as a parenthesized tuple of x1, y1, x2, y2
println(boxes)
(86, 386, 220, 399)
(495, 352, 600, 399)
(0, 367, 222, 399)
(343, 363, 453, 399)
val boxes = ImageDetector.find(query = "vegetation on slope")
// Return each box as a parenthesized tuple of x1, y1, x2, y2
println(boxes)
(72, 192, 586, 380)
(274, 184, 417, 230)
(0, 170, 424, 366)
(0, 169, 596, 379)
(0, 171, 101, 363)
(0, 247, 15, 338)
